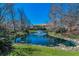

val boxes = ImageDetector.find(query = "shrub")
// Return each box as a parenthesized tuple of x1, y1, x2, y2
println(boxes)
(0, 38, 12, 55)
(55, 27, 67, 33)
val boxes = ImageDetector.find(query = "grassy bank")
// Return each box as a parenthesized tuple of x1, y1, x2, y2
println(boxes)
(66, 34, 79, 39)
(48, 32, 79, 40)
(7, 44, 79, 56)
(28, 29, 37, 33)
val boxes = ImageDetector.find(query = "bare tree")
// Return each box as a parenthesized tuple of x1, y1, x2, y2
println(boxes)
(49, 4, 65, 31)
(8, 4, 16, 31)
(49, 3, 79, 32)
(18, 8, 32, 31)
(0, 4, 15, 36)
(62, 4, 79, 32)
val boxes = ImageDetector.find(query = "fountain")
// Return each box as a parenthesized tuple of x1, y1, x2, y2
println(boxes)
(34, 30, 47, 36)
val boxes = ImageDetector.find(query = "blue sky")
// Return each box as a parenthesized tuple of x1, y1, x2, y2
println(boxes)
(14, 3, 51, 25)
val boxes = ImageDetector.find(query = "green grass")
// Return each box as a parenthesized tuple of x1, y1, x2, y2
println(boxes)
(16, 32, 26, 35)
(48, 32, 79, 39)
(0, 31, 6, 36)
(48, 32, 64, 39)
(67, 34, 79, 39)
(15, 31, 27, 37)
(29, 29, 36, 32)
(7, 44, 79, 56)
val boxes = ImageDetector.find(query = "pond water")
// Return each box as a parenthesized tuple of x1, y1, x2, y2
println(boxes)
(14, 30, 76, 47)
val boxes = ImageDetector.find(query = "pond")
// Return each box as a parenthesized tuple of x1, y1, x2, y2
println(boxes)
(14, 30, 76, 47)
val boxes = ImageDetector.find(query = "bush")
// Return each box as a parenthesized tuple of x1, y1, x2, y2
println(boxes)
(55, 27, 67, 33)
(0, 38, 12, 54)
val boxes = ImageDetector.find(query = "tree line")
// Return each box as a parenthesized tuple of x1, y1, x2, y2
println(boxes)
(0, 3, 32, 34)
(49, 3, 79, 34)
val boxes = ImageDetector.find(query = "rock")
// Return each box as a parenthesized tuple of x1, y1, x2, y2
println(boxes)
(0, 37, 5, 40)
(76, 45, 79, 48)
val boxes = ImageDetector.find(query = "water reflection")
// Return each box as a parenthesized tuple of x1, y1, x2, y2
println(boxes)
(15, 30, 76, 47)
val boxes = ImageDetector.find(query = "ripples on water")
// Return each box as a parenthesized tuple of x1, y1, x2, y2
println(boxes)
(15, 30, 76, 47)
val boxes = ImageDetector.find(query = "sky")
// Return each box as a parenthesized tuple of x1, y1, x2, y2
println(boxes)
(14, 3, 51, 25)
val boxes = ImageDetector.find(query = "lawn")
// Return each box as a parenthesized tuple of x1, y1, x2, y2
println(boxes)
(29, 29, 37, 33)
(48, 32, 79, 39)
(7, 44, 79, 56)
(67, 34, 79, 39)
